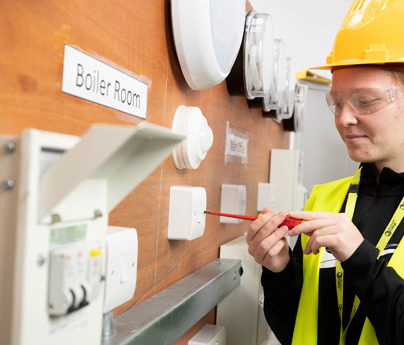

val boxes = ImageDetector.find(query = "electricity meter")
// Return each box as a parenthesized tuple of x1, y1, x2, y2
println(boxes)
(227, 11, 275, 100)
(280, 57, 296, 120)
(244, 11, 275, 99)
(283, 83, 308, 132)
(262, 39, 287, 118)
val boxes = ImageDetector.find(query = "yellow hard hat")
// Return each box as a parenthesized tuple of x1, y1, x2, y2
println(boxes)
(312, 0, 404, 70)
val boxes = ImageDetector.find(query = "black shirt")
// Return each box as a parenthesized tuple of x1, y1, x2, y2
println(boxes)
(261, 163, 404, 345)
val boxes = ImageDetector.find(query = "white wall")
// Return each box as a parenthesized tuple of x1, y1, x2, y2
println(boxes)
(250, 0, 359, 192)
(249, 0, 353, 78)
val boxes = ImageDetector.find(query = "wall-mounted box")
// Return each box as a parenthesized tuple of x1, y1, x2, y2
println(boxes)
(269, 149, 307, 214)
(220, 184, 246, 224)
(257, 182, 275, 212)
(168, 186, 206, 240)
(189, 324, 226, 345)
(5, 123, 184, 345)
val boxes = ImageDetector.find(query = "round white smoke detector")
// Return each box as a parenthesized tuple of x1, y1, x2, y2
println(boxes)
(172, 105, 213, 169)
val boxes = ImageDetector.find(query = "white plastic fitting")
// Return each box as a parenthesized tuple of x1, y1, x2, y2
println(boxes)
(172, 105, 213, 169)
(167, 186, 207, 241)
(171, 0, 245, 90)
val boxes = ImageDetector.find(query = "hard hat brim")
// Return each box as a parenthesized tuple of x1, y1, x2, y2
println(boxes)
(310, 62, 404, 72)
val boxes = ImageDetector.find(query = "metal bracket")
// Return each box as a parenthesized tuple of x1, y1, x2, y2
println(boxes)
(102, 258, 242, 345)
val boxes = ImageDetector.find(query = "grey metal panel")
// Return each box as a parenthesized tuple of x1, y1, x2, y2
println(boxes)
(102, 258, 242, 345)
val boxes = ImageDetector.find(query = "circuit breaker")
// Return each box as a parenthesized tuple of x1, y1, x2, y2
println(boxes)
(48, 241, 102, 316)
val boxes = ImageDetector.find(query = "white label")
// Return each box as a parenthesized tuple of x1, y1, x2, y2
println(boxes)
(62, 45, 148, 118)
(226, 133, 248, 158)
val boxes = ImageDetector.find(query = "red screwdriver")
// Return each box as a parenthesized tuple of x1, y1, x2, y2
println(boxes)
(204, 211, 303, 229)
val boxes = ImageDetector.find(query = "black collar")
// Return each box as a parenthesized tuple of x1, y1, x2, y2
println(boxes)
(359, 163, 404, 196)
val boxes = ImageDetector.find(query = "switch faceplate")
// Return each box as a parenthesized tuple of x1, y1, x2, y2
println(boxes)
(168, 186, 206, 240)
(220, 184, 246, 224)
(103, 226, 138, 313)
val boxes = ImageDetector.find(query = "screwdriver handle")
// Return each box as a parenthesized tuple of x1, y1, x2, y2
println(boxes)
(280, 216, 303, 229)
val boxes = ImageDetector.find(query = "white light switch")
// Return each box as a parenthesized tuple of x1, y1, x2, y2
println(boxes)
(220, 184, 246, 224)
(103, 227, 138, 313)
(168, 186, 206, 240)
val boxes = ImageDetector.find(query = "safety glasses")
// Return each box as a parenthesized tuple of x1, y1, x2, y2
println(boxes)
(326, 86, 404, 116)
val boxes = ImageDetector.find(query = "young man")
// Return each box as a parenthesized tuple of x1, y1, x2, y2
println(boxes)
(247, 1, 404, 344)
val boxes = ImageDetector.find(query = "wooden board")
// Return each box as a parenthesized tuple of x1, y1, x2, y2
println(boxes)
(0, 1, 290, 343)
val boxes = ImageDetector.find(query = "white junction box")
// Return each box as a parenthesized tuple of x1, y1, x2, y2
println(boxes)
(220, 184, 246, 224)
(257, 182, 275, 212)
(168, 186, 207, 240)
(269, 149, 308, 214)
(189, 324, 226, 345)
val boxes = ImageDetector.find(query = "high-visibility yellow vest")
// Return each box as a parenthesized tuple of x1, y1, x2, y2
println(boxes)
(292, 175, 404, 345)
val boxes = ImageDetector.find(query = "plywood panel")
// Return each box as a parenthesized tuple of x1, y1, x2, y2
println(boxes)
(0, 0, 290, 343)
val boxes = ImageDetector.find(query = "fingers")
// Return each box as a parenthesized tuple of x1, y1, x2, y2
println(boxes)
(287, 213, 340, 237)
(304, 231, 333, 255)
(251, 227, 288, 263)
(288, 212, 363, 261)
(247, 211, 288, 262)
(247, 211, 286, 245)
(246, 208, 276, 243)
(289, 210, 333, 221)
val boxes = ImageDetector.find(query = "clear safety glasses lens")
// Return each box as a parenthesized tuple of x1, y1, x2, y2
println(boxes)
(326, 86, 402, 116)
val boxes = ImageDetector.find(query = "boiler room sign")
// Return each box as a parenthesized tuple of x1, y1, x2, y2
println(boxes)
(62, 45, 148, 118)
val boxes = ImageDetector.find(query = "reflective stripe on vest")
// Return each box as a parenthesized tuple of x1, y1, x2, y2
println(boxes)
(291, 175, 404, 345)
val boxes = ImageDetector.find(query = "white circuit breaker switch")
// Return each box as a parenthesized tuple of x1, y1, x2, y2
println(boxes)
(257, 183, 276, 212)
(48, 245, 80, 316)
(48, 242, 102, 316)
(220, 184, 246, 224)
(168, 186, 206, 240)
(189, 324, 226, 345)
(103, 227, 138, 313)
